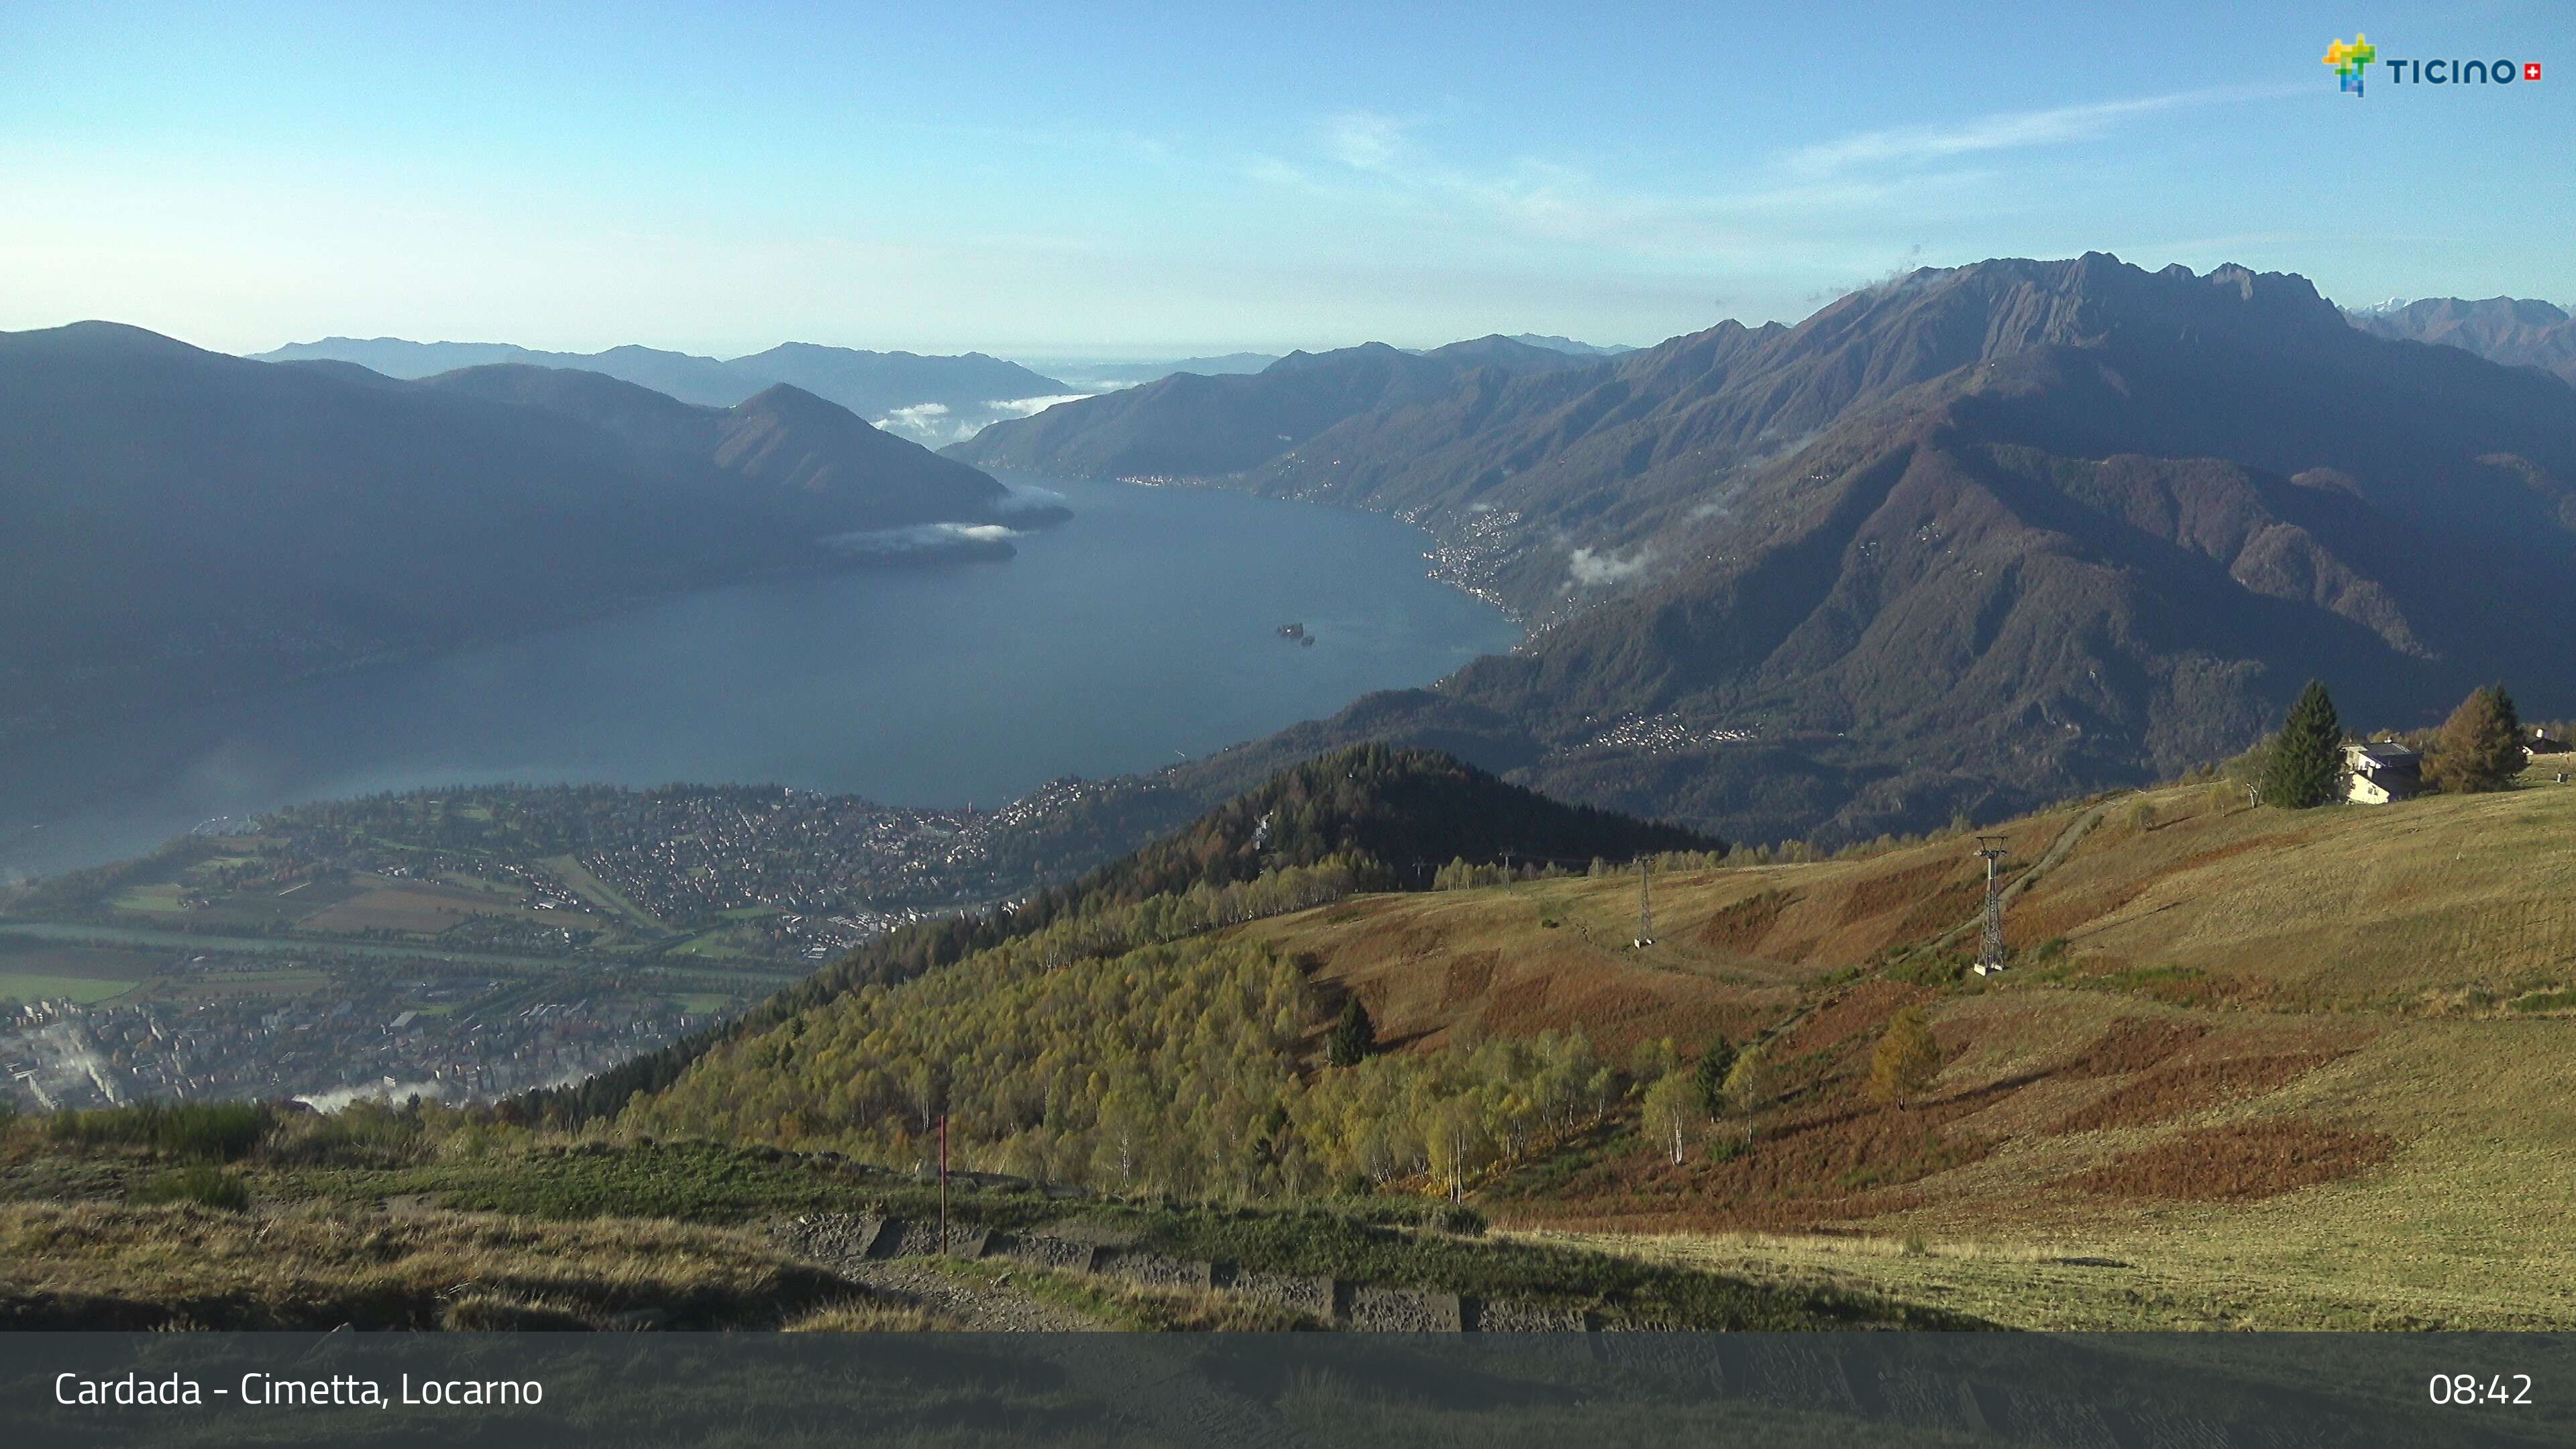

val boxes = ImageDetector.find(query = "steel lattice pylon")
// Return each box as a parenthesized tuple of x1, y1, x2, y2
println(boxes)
(1972, 836, 2008, 975)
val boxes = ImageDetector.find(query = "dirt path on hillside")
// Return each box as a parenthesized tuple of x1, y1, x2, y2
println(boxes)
(1744, 802, 2114, 1053)
(2004, 802, 2109, 906)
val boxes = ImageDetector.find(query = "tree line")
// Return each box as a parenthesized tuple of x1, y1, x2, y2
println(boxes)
(2248, 679, 2543, 808)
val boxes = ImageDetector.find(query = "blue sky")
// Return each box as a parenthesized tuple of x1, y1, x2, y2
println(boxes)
(4, 1, 2570, 359)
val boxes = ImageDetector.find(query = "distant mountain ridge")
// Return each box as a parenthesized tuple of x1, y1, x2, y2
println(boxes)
(2346, 297, 2576, 385)
(1, 323, 1028, 743)
(1503, 333, 1635, 357)
(945, 334, 1602, 482)
(1034, 353, 1281, 390)
(960, 254, 2576, 846)
(254, 336, 1075, 443)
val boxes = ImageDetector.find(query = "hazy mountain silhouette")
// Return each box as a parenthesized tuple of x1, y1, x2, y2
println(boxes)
(256, 336, 1072, 422)
(2347, 297, 2576, 385)
(1, 325, 1024, 743)
(1503, 333, 1635, 357)
(946, 334, 1599, 480)
(1037, 353, 1281, 390)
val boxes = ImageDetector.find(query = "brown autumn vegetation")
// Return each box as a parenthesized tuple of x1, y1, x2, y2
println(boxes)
(2064, 1122, 2398, 1202)
(2049, 1049, 2356, 1134)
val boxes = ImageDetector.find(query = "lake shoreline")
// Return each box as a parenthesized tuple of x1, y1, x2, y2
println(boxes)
(1, 476, 1519, 881)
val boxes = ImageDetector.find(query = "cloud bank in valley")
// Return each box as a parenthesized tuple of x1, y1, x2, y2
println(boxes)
(874, 394, 1093, 446)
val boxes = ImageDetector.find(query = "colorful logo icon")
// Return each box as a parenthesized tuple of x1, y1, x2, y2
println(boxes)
(2323, 34, 2378, 94)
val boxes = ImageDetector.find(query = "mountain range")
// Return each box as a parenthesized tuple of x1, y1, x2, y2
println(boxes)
(254, 336, 1077, 445)
(1034, 353, 1282, 390)
(958, 256, 2576, 845)
(2347, 297, 2576, 386)
(948, 334, 1605, 482)
(0, 323, 1030, 743)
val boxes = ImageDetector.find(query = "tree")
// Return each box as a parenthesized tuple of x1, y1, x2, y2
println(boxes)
(1721, 1045, 1777, 1143)
(1693, 1038, 1737, 1120)
(1326, 996, 1375, 1067)
(1868, 1006, 1942, 1108)
(2426, 684, 2524, 795)
(1640, 1072, 1696, 1166)
(1629, 1036, 1680, 1083)
(1424, 1096, 1491, 1201)
(2261, 680, 2344, 809)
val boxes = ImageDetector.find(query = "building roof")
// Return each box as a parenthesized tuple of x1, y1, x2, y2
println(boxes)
(2345, 741, 2421, 771)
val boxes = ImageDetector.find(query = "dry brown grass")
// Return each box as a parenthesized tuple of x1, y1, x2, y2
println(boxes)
(0, 1201, 857, 1329)
(1831, 859, 1965, 926)
(2061, 1121, 2398, 1202)
(2048, 1050, 2350, 1133)
(783, 1302, 958, 1332)
(1696, 888, 1800, 952)
(1230, 777, 2576, 1328)
(2056, 1018, 2210, 1077)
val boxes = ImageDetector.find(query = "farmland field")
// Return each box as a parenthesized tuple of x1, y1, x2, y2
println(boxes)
(0, 972, 136, 1004)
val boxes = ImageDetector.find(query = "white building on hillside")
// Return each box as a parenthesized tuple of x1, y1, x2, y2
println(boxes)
(2344, 741, 2424, 804)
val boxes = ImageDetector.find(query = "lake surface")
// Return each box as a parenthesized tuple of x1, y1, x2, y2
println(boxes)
(0, 475, 1519, 881)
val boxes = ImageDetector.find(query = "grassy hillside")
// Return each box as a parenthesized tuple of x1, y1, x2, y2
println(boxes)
(625, 755, 2576, 1328)
(14, 757, 2570, 1330)
(1226, 764, 2576, 1326)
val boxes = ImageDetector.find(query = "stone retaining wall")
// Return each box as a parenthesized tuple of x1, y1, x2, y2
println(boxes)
(1095, 1248, 1216, 1291)
(779, 1214, 1601, 1332)
(1346, 1285, 1464, 1332)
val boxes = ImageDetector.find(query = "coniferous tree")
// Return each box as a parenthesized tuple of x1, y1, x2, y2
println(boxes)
(2426, 684, 2524, 795)
(1326, 996, 1376, 1067)
(2261, 680, 2344, 808)
(1693, 1038, 1737, 1120)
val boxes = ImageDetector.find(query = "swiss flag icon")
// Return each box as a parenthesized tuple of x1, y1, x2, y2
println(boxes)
(2526, 62, 2542, 80)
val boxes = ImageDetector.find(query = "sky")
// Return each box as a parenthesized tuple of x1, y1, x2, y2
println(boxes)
(4, 1, 2572, 360)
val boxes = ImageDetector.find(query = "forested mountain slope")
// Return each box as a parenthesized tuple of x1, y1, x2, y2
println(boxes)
(975, 256, 2576, 845)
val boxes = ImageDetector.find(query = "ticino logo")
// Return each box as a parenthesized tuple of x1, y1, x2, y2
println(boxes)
(2324, 34, 2541, 95)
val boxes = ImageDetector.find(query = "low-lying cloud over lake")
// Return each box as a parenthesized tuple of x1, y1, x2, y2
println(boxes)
(873, 393, 1093, 445)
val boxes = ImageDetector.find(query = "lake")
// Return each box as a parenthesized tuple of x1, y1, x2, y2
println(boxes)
(0, 474, 1520, 881)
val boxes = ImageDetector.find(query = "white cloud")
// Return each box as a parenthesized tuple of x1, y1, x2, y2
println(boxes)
(1782, 85, 2304, 178)
(1568, 543, 1654, 588)
(987, 392, 1091, 417)
(1267, 109, 1978, 264)
(1325, 110, 1411, 172)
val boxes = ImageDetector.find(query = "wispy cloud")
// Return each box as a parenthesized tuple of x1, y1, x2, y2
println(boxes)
(1269, 108, 1974, 262)
(1782, 85, 2302, 177)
